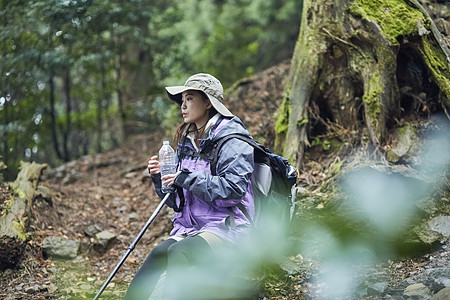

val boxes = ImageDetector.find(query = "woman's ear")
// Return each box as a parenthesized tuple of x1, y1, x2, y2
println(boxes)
(205, 101, 212, 110)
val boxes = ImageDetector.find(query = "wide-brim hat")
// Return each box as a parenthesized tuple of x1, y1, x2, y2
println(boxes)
(165, 73, 234, 117)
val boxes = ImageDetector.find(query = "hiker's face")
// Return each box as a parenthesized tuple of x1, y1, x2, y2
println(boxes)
(181, 90, 212, 127)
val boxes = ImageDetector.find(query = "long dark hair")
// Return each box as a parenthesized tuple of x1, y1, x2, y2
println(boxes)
(174, 92, 218, 144)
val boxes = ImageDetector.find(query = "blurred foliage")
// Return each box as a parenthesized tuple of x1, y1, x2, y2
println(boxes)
(0, 0, 302, 179)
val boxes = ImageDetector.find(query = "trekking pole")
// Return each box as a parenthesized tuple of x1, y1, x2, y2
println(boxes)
(93, 192, 171, 299)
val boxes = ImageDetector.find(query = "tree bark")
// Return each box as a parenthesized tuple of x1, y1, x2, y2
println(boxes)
(1, 0, 8, 167)
(49, 75, 62, 160)
(115, 54, 128, 139)
(276, 0, 450, 168)
(97, 60, 105, 153)
(63, 70, 72, 162)
(0, 162, 47, 269)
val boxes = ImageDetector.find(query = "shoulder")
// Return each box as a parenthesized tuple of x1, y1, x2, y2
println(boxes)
(213, 116, 252, 140)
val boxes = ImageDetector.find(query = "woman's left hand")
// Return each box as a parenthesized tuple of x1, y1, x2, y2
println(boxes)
(161, 171, 181, 187)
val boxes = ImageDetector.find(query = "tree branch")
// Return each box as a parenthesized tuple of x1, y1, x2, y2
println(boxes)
(321, 28, 366, 58)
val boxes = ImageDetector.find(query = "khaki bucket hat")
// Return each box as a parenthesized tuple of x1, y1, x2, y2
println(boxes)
(165, 73, 234, 117)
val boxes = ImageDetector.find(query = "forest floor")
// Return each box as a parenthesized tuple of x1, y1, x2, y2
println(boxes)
(0, 133, 173, 299)
(0, 131, 448, 299)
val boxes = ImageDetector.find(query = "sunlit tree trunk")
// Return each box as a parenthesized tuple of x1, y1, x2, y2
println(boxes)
(276, 0, 450, 169)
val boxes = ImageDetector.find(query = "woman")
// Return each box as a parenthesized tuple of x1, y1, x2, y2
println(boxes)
(124, 73, 255, 299)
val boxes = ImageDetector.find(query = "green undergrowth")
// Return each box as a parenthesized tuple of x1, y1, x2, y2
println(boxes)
(53, 259, 128, 300)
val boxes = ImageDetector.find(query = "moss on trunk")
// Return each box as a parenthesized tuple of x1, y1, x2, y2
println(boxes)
(350, 0, 426, 44)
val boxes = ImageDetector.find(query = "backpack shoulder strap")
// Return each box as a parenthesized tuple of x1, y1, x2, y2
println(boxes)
(208, 133, 268, 227)
(210, 133, 266, 176)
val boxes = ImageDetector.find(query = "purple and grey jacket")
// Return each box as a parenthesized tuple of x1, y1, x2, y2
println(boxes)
(151, 116, 255, 245)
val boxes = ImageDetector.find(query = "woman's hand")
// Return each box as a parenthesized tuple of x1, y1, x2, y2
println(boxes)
(161, 171, 181, 187)
(148, 156, 160, 174)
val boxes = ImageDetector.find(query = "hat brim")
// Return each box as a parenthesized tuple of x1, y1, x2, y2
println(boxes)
(165, 86, 234, 117)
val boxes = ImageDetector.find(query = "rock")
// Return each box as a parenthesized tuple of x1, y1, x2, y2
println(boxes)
(431, 287, 450, 300)
(94, 230, 117, 253)
(367, 282, 388, 296)
(428, 216, 450, 237)
(404, 283, 431, 299)
(413, 222, 441, 244)
(84, 224, 102, 238)
(25, 285, 39, 294)
(128, 212, 139, 222)
(424, 268, 450, 293)
(435, 18, 450, 36)
(125, 172, 135, 178)
(386, 124, 418, 163)
(42, 236, 80, 259)
(401, 263, 450, 293)
(408, 216, 450, 254)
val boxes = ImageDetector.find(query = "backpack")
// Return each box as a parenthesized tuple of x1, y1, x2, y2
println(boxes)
(208, 133, 299, 228)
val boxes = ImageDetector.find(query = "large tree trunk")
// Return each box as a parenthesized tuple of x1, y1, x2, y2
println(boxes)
(276, 0, 450, 169)
(0, 162, 47, 269)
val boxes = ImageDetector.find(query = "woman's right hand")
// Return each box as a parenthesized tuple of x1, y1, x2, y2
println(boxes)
(148, 155, 160, 174)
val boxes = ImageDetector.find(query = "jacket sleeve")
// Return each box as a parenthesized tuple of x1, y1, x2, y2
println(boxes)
(150, 170, 178, 209)
(174, 138, 254, 207)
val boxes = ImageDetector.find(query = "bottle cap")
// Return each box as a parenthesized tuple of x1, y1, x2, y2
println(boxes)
(163, 141, 170, 145)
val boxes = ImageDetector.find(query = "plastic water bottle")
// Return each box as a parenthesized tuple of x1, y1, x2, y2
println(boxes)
(159, 141, 177, 193)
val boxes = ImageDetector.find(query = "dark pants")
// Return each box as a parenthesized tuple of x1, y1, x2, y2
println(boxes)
(124, 235, 213, 300)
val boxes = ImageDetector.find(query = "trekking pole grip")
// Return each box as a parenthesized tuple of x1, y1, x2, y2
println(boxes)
(93, 192, 171, 299)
